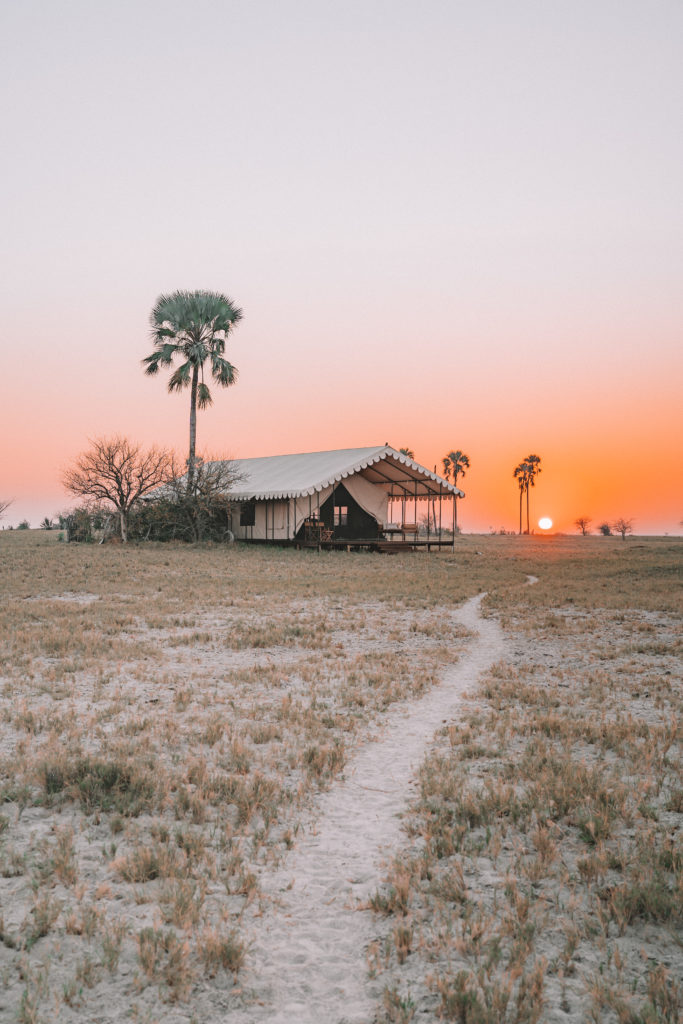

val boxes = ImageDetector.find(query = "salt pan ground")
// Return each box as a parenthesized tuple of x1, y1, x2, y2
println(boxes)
(0, 534, 680, 1023)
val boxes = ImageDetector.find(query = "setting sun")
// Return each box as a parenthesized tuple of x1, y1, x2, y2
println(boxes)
(539, 517, 553, 530)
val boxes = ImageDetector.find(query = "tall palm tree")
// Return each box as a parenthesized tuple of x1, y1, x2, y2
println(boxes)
(524, 454, 542, 533)
(513, 462, 528, 534)
(442, 450, 470, 533)
(513, 454, 542, 533)
(143, 290, 243, 492)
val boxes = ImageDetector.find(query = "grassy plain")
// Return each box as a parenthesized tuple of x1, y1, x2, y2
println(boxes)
(369, 537, 682, 1023)
(0, 531, 680, 1023)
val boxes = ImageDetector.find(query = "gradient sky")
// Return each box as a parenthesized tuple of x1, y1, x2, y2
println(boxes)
(2, 0, 682, 534)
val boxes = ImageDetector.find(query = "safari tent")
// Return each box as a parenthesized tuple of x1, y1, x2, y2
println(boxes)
(224, 445, 464, 548)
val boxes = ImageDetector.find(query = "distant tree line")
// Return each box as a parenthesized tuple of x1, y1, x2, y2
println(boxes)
(575, 516, 634, 539)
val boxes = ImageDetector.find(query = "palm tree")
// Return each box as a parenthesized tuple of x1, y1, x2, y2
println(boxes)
(442, 450, 470, 533)
(513, 454, 542, 533)
(524, 454, 542, 533)
(143, 290, 243, 492)
(513, 462, 528, 535)
(399, 447, 415, 459)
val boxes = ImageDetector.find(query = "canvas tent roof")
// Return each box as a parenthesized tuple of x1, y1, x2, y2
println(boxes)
(222, 446, 464, 501)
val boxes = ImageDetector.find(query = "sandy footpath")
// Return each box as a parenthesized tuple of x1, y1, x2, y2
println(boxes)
(230, 594, 506, 1023)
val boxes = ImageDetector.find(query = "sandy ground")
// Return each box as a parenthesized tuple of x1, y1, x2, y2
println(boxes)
(228, 594, 505, 1023)
(2, 538, 679, 1023)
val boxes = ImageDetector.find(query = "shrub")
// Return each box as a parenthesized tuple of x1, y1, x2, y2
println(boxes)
(40, 756, 158, 816)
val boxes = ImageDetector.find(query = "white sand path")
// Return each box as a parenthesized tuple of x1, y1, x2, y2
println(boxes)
(231, 593, 506, 1024)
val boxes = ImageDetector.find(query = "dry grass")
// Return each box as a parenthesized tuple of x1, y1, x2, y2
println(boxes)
(0, 530, 521, 1021)
(1, 531, 679, 1021)
(368, 536, 682, 1023)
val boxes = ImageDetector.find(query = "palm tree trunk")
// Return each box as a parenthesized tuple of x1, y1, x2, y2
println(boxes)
(526, 483, 530, 534)
(519, 487, 522, 535)
(188, 365, 199, 493)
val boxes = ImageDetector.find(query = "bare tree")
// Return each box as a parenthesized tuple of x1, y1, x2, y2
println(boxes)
(612, 517, 634, 541)
(0, 499, 12, 520)
(574, 516, 592, 536)
(62, 437, 172, 542)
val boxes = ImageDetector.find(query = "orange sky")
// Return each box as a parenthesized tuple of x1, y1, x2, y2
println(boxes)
(3, 295, 681, 534)
(1, 2, 682, 535)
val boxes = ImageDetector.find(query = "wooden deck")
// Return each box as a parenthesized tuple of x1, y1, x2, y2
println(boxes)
(297, 537, 454, 553)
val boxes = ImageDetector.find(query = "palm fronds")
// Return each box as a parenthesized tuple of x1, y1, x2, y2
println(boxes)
(142, 289, 243, 489)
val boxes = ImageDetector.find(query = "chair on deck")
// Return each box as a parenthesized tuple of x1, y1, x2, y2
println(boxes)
(303, 518, 333, 543)
(380, 522, 418, 541)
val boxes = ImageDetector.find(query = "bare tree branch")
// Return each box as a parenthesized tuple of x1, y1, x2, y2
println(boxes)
(62, 437, 172, 541)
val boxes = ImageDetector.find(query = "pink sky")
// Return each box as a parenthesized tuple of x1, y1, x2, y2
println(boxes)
(2, 1, 682, 534)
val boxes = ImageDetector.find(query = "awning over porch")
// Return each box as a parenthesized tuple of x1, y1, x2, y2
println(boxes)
(221, 445, 464, 502)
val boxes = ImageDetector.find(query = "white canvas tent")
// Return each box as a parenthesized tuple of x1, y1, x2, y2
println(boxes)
(222, 445, 464, 544)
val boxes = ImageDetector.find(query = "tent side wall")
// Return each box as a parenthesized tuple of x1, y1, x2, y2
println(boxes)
(232, 500, 289, 541)
(232, 488, 335, 541)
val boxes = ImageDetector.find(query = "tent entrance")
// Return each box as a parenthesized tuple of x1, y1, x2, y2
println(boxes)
(312, 483, 382, 541)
